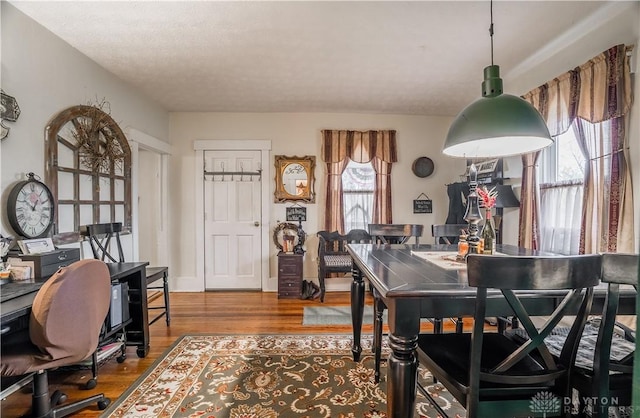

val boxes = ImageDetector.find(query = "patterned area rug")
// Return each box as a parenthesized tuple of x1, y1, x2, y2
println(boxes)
(101, 334, 465, 417)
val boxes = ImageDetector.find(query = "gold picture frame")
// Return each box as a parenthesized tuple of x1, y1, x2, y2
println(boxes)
(274, 155, 316, 203)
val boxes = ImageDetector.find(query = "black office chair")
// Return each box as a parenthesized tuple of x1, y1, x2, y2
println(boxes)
(81, 222, 171, 327)
(0, 259, 112, 416)
(417, 254, 601, 417)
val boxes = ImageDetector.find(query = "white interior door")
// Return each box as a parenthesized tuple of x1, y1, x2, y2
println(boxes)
(204, 150, 262, 289)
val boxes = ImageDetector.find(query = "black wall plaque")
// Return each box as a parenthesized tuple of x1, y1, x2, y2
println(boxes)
(286, 206, 307, 221)
(413, 199, 432, 214)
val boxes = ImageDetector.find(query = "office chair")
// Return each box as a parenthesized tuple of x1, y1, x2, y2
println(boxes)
(0, 259, 112, 416)
(81, 222, 171, 327)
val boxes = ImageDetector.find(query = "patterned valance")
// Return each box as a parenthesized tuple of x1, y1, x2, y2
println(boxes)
(522, 44, 633, 136)
(321, 130, 397, 164)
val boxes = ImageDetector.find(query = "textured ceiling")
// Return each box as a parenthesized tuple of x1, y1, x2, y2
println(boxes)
(9, 1, 615, 116)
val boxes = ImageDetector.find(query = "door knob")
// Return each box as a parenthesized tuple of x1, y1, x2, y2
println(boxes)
(254, 221, 260, 227)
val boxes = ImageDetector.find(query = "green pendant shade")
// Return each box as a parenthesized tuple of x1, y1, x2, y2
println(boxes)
(443, 65, 553, 158)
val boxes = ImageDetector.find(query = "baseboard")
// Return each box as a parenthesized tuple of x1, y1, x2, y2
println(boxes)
(169, 275, 354, 293)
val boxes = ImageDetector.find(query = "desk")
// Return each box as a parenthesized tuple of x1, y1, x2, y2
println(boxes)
(0, 261, 151, 358)
(107, 262, 150, 358)
(347, 244, 637, 418)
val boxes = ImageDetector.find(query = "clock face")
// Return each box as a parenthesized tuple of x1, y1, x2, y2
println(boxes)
(8, 179, 55, 239)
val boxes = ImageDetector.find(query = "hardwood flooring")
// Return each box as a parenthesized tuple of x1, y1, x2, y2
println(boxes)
(0, 291, 456, 417)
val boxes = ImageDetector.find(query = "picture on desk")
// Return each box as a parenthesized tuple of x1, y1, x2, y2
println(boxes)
(17, 238, 54, 255)
(7, 265, 32, 281)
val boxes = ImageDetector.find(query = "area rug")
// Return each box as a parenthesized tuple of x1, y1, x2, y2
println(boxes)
(302, 305, 384, 325)
(101, 334, 465, 417)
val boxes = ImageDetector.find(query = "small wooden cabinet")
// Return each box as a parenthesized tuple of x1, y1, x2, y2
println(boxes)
(277, 253, 303, 299)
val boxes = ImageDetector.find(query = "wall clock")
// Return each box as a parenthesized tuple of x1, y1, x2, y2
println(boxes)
(7, 172, 55, 239)
(412, 157, 435, 178)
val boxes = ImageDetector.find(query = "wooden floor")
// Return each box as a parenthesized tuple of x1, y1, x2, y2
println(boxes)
(0, 291, 456, 417)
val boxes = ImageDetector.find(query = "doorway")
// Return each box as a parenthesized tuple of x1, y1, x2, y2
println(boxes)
(194, 140, 271, 291)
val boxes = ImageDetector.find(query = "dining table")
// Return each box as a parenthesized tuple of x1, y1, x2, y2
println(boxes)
(347, 243, 637, 418)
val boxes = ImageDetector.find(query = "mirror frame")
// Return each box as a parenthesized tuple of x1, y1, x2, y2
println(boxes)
(274, 155, 316, 203)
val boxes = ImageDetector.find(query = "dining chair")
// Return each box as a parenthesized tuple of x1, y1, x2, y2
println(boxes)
(417, 254, 602, 418)
(80, 222, 171, 327)
(431, 223, 470, 333)
(367, 223, 423, 245)
(523, 253, 637, 418)
(431, 223, 468, 244)
(0, 260, 112, 416)
(316, 229, 371, 303)
(367, 223, 424, 382)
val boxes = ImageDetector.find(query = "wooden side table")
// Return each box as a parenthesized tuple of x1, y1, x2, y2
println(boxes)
(277, 252, 303, 299)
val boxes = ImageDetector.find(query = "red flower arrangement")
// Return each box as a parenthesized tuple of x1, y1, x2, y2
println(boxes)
(477, 186, 498, 209)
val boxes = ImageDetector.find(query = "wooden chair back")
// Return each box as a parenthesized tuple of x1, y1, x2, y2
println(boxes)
(572, 253, 638, 414)
(431, 223, 468, 244)
(316, 229, 371, 302)
(80, 222, 125, 263)
(417, 253, 602, 417)
(367, 224, 423, 244)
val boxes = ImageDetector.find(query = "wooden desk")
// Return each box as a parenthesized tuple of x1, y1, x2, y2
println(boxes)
(347, 244, 637, 418)
(0, 261, 151, 358)
(105, 262, 150, 358)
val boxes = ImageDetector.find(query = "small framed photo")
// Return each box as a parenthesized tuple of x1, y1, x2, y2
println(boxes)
(18, 238, 55, 255)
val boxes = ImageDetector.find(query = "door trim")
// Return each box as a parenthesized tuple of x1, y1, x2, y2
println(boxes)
(126, 127, 172, 265)
(194, 140, 272, 292)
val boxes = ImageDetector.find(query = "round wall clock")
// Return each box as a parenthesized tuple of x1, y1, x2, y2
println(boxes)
(7, 172, 55, 239)
(412, 157, 435, 178)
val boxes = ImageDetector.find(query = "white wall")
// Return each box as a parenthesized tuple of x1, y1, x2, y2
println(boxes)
(0, 3, 170, 252)
(169, 112, 462, 285)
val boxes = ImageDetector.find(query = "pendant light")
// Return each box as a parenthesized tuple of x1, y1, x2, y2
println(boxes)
(442, 0, 553, 158)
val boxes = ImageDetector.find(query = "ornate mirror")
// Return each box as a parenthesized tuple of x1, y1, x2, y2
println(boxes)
(274, 155, 315, 203)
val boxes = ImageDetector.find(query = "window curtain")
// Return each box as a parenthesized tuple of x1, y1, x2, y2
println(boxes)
(321, 130, 397, 233)
(521, 44, 634, 253)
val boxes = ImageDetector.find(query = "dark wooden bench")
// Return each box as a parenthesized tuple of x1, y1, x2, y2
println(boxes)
(316, 229, 371, 302)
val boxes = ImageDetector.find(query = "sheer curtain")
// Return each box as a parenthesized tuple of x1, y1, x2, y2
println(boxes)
(539, 182, 583, 254)
(321, 130, 397, 233)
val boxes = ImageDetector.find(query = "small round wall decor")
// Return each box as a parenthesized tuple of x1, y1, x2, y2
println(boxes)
(412, 157, 434, 178)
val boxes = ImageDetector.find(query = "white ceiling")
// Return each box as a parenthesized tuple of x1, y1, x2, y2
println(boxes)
(9, 1, 621, 116)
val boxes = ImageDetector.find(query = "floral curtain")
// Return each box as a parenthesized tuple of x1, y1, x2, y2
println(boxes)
(521, 44, 634, 252)
(321, 130, 397, 233)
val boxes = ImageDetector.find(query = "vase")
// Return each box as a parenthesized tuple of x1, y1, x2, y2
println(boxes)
(481, 209, 496, 254)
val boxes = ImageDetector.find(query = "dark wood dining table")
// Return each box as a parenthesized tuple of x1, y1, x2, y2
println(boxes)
(347, 243, 637, 418)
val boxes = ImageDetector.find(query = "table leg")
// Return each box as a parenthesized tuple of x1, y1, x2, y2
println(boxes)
(373, 292, 385, 383)
(387, 332, 418, 418)
(350, 264, 365, 361)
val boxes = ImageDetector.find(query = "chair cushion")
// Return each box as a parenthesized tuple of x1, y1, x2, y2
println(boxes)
(323, 255, 352, 267)
(509, 321, 635, 372)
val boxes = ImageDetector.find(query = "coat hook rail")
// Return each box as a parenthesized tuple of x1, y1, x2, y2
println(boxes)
(204, 168, 262, 181)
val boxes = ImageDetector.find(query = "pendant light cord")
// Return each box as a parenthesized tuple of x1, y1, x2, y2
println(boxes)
(489, 0, 494, 66)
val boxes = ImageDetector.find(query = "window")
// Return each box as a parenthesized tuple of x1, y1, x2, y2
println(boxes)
(538, 124, 586, 255)
(342, 160, 375, 232)
(45, 105, 132, 238)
